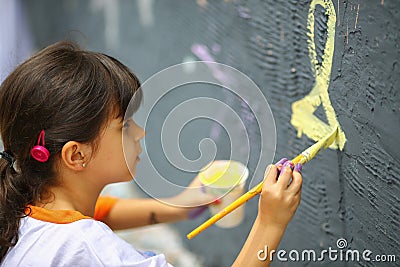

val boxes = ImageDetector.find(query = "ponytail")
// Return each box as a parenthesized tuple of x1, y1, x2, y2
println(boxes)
(0, 156, 29, 260)
(0, 149, 57, 263)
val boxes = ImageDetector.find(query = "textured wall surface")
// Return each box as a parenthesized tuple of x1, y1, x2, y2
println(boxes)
(18, 0, 400, 266)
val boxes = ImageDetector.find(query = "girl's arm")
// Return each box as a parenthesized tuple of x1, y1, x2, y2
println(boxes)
(233, 161, 302, 267)
(101, 198, 190, 230)
(101, 177, 215, 230)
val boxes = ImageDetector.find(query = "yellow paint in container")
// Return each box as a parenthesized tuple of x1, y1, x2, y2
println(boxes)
(198, 160, 249, 228)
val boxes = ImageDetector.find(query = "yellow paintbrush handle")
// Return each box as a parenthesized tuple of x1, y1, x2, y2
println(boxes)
(186, 155, 306, 239)
(292, 154, 305, 165)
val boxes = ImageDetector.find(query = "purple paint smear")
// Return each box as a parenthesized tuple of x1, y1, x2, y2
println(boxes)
(191, 43, 238, 140)
(191, 44, 233, 86)
(237, 6, 251, 19)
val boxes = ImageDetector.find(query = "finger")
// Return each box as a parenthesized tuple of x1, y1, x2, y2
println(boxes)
(276, 165, 283, 173)
(275, 157, 288, 168)
(277, 161, 294, 189)
(295, 186, 302, 199)
(294, 182, 302, 196)
(295, 189, 302, 203)
(293, 163, 302, 173)
(263, 164, 278, 187)
(275, 157, 288, 173)
(289, 164, 303, 194)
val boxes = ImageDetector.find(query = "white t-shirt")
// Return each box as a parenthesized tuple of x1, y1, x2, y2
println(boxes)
(2, 206, 172, 267)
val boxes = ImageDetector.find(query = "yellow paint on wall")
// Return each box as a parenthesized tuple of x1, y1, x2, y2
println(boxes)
(291, 0, 346, 150)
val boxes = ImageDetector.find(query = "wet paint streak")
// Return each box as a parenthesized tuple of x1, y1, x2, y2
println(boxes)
(190, 42, 260, 164)
(237, 6, 251, 19)
(291, 0, 346, 150)
(190, 43, 233, 141)
(191, 44, 232, 86)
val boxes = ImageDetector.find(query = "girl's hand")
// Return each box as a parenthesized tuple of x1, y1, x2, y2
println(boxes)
(232, 159, 302, 267)
(169, 175, 216, 220)
(257, 158, 302, 228)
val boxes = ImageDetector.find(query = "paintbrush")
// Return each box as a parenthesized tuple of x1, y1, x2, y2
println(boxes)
(187, 126, 339, 239)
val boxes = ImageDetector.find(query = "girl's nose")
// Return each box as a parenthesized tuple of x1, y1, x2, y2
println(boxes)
(136, 126, 145, 141)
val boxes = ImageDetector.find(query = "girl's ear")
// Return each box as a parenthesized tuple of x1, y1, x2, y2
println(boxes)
(61, 141, 91, 171)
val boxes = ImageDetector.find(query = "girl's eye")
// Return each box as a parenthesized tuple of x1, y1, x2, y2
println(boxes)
(123, 121, 130, 128)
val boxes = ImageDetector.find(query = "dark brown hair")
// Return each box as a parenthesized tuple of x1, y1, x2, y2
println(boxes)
(0, 41, 142, 261)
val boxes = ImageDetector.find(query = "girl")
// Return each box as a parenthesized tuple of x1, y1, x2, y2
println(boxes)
(0, 41, 302, 266)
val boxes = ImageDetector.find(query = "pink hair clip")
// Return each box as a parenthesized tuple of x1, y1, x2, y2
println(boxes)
(30, 130, 50, 162)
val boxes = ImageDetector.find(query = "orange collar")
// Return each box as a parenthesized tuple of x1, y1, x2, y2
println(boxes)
(26, 205, 92, 224)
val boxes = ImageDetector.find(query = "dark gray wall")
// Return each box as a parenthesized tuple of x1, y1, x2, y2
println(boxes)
(21, 0, 399, 266)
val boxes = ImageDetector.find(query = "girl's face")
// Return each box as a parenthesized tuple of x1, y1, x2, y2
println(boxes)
(88, 117, 145, 185)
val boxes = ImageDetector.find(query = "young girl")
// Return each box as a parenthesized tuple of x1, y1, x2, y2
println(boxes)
(0, 41, 302, 266)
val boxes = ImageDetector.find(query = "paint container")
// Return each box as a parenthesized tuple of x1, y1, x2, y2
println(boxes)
(199, 160, 249, 228)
